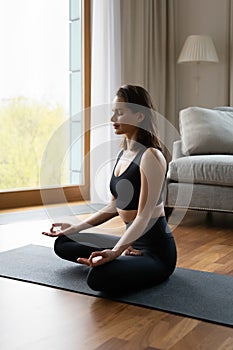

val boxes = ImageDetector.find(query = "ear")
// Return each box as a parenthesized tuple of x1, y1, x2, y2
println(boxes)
(136, 112, 145, 123)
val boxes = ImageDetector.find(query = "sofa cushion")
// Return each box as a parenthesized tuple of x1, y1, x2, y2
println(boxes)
(168, 155, 233, 186)
(214, 106, 233, 112)
(166, 183, 233, 212)
(179, 107, 233, 155)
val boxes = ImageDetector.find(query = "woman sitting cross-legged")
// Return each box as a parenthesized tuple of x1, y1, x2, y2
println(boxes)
(42, 84, 177, 294)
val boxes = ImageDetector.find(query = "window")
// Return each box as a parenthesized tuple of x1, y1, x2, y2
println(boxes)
(0, 0, 90, 209)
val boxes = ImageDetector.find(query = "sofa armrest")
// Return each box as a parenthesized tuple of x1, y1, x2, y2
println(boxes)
(172, 140, 184, 160)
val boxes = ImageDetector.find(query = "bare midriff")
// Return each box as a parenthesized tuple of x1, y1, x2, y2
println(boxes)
(117, 203, 165, 224)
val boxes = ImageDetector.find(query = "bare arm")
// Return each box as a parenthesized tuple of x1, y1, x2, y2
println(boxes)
(75, 199, 119, 232)
(42, 198, 119, 236)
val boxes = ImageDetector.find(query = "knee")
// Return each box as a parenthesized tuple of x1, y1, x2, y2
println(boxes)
(87, 265, 124, 294)
(54, 236, 67, 258)
(87, 267, 104, 291)
(87, 266, 113, 292)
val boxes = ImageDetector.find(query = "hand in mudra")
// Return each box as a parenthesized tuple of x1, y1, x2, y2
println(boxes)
(42, 223, 77, 237)
(77, 246, 143, 268)
(77, 249, 119, 267)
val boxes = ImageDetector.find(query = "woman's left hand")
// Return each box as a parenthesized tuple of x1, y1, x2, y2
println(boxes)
(77, 249, 119, 267)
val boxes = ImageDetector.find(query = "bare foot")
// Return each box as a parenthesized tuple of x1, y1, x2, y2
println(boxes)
(123, 246, 143, 256)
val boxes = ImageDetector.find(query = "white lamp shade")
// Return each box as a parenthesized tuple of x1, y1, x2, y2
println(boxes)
(177, 35, 219, 63)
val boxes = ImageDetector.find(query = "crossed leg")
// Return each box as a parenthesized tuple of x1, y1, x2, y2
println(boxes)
(54, 232, 170, 294)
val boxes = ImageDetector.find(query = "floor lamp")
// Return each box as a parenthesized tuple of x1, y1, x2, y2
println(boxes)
(177, 35, 219, 105)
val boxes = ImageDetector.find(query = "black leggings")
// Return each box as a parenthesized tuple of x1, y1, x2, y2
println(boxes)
(54, 216, 177, 294)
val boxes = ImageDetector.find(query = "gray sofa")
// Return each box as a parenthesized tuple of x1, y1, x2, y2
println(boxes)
(165, 106, 233, 214)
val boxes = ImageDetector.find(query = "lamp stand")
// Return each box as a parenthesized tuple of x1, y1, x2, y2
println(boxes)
(194, 62, 201, 105)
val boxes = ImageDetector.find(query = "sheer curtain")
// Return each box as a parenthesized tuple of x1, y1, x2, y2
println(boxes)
(120, 0, 177, 158)
(90, 0, 121, 203)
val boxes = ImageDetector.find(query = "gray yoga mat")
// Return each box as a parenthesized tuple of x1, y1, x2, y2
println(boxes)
(0, 244, 233, 327)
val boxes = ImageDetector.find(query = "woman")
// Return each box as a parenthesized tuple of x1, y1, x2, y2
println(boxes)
(42, 85, 177, 294)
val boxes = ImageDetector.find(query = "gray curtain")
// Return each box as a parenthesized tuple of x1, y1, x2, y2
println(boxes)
(121, 0, 177, 158)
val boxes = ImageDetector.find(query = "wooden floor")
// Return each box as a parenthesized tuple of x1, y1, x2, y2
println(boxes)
(0, 207, 233, 350)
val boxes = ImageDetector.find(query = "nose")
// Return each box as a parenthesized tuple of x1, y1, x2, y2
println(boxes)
(111, 112, 117, 122)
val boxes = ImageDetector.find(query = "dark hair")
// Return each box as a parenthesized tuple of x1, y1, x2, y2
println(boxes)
(115, 85, 162, 151)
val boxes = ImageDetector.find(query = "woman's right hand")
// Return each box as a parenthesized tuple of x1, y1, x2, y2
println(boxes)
(42, 223, 78, 237)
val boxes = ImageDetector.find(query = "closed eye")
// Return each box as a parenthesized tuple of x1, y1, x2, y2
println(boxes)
(117, 109, 123, 115)
(112, 108, 124, 117)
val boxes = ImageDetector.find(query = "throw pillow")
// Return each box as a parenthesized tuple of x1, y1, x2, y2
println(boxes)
(179, 107, 233, 155)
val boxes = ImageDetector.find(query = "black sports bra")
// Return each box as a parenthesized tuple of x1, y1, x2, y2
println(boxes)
(110, 150, 143, 210)
(110, 149, 164, 210)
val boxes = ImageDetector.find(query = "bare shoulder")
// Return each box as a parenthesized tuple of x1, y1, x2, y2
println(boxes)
(141, 147, 167, 171)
